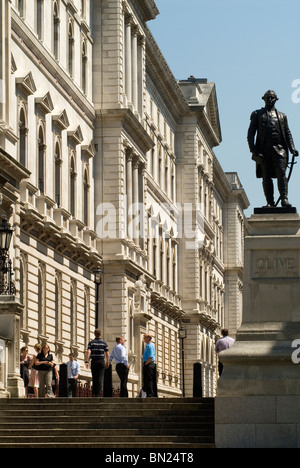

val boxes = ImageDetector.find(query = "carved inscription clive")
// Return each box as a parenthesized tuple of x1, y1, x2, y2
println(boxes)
(252, 250, 299, 279)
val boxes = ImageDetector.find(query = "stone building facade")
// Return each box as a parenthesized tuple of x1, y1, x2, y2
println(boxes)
(0, 0, 249, 398)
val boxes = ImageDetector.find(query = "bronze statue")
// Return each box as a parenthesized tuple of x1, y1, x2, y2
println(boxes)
(247, 90, 298, 208)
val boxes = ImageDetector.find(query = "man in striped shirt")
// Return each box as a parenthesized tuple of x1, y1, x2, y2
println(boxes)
(85, 329, 109, 397)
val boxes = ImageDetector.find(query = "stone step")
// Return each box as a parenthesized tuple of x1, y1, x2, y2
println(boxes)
(0, 409, 212, 422)
(0, 441, 215, 448)
(0, 434, 213, 444)
(0, 397, 211, 403)
(0, 399, 214, 409)
(0, 397, 215, 448)
(0, 427, 213, 437)
(0, 421, 213, 431)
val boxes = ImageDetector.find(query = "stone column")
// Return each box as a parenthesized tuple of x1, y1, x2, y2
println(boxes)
(131, 27, 138, 112)
(125, 15, 132, 105)
(132, 157, 139, 245)
(0, 0, 11, 148)
(137, 35, 146, 116)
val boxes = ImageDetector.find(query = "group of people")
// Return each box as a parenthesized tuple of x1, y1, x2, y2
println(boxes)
(20, 329, 156, 399)
(20, 344, 80, 398)
(85, 329, 156, 398)
(20, 327, 232, 398)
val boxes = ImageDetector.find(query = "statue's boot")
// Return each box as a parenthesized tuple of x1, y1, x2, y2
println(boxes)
(262, 179, 275, 207)
(278, 177, 292, 207)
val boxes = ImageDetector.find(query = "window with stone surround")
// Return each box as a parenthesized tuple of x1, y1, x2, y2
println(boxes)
(36, 0, 43, 40)
(38, 262, 46, 337)
(18, 0, 25, 17)
(38, 124, 46, 194)
(83, 166, 90, 226)
(19, 105, 28, 167)
(54, 140, 62, 207)
(69, 153, 76, 217)
(53, 1, 60, 60)
(55, 272, 62, 342)
(68, 20, 74, 77)
(81, 38, 88, 94)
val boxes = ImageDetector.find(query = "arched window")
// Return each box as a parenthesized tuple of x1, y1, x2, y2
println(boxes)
(18, 0, 25, 17)
(70, 280, 77, 348)
(55, 273, 62, 342)
(83, 167, 89, 225)
(84, 287, 90, 350)
(81, 0, 86, 18)
(81, 40, 87, 94)
(37, 0, 43, 39)
(38, 263, 46, 336)
(53, 1, 59, 59)
(38, 125, 45, 194)
(54, 141, 61, 207)
(68, 21, 74, 77)
(70, 155, 76, 216)
(20, 254, 28, 330)
(19, 107, 27, 167)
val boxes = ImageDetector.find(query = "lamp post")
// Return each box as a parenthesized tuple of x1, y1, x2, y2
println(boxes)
(93, 268, 103, 328)
(179, 326, 187, 398)
(0, 218, 15, 295)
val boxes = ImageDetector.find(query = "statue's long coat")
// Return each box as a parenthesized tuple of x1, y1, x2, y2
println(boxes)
(247, 107, 296, 178)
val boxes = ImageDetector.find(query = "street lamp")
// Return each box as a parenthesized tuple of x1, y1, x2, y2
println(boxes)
(93, 268, 103, 328)
(179, 326, 187, 398)
(0, 217, 15, 295)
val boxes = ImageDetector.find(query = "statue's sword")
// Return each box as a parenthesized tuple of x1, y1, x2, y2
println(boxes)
(275, 153, 297, 207)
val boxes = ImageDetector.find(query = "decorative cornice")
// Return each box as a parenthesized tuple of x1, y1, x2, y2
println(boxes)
(145, 29, 190, 122)
(52, 110, 70, 131)
(96, 108, 154, 154)
(15, 72, 37, 96)
(0, 147, 31, 184)
(128, 0, 159, 22)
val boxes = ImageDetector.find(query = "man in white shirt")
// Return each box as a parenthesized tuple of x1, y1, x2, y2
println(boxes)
(66, 353, 80, 397)
(109, 337, 129, 397)
(215, 329, 235, 377)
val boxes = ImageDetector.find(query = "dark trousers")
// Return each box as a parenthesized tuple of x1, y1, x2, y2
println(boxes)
(218, 362, 224, 377)
(116, 363, 129, 397)
(68, 378, 78, 397)
(261, 145, 288, 203)
(143, 362, 156, 397)
(91, 359, 105, 397)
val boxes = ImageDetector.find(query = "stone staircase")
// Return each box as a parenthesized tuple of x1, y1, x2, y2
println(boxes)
(0, 397, 215, 448)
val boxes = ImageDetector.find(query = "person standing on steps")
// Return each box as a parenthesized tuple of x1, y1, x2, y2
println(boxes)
(28, 343, 41, 398)
(20, 346, 31, 398)
(35, 344, 55, 398)
(215, 329, 235, 377)
(142, 334, 156, 398)
(109, 336, 129, 397)
(66, 353, 80, 397)
(85, 329, 109, 397)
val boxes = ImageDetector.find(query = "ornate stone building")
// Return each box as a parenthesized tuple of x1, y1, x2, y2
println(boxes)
(0, 0, 249, 398)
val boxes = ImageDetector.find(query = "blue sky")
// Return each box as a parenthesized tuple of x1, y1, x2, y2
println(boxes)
(149, 0, 300, 214)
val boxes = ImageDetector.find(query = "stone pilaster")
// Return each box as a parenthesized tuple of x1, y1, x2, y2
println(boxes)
(0, 296, 24, 398)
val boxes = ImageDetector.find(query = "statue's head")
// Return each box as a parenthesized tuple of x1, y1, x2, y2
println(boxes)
(262, 90, 278, 109)
(262, 90, 278, 102)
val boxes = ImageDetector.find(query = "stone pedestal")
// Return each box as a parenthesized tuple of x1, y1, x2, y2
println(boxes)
(215, 212, 300, 448)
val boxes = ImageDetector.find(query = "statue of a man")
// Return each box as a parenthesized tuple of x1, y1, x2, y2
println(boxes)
(247, 90, 298, 207)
